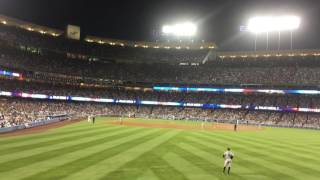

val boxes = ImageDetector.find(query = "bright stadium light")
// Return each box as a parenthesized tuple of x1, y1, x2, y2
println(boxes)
(248, 16, 301, 33)
(162, 22, 197, 37)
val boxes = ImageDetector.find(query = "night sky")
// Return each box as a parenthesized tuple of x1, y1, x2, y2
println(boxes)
(0, 0, 319, 51)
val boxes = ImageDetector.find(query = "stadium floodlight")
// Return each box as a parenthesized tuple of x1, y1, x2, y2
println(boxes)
(162, 22, 197, 37)
(248, 16, 300, 33)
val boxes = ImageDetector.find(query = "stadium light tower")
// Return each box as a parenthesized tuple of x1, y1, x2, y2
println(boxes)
(162, 22, 197, 37)
(247, 15, 301, 50)
(248, 16, 300, 33)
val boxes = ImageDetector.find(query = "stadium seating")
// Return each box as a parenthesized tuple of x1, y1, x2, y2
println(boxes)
(1, 23, 320, 86)
(0, 22, 319, 129)
(0, 79, 319, 128)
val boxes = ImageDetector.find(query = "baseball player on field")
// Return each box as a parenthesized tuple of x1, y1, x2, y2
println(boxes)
(223, 147, 234, 174)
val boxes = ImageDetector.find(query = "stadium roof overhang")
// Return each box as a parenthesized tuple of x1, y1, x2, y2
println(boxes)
(218, 49, 320, 59)
(0, 14, 63, 37)
(0, 14, 217, 50)
(84, 35, 217, 50)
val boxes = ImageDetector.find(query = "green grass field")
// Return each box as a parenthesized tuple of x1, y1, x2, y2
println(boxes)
(0, 117, 320, 180)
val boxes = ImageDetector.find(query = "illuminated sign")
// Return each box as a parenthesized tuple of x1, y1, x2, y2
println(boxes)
(0, 90, 319, 114)
(153, 86, 320, 95)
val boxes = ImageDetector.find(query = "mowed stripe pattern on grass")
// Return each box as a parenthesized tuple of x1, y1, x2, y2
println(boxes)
(0, 118, 319, 180)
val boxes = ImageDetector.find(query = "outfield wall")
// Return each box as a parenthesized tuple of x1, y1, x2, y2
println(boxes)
(97, 113, 320, 130)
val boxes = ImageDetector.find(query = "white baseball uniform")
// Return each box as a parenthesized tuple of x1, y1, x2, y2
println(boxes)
(223, 150, 234, 168)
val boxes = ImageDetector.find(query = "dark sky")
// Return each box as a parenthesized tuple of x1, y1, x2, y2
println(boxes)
(0, 0, 319, 51)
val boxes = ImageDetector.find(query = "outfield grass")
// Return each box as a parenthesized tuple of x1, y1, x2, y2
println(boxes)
(0, 117, 320, 180)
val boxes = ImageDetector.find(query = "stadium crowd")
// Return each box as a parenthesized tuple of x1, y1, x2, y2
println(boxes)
(0, 23, 319, 130)
(1, 47, 320, 86)
(0, 98, 113, 128)
(0, 79, 319, 129)
(1, 98, 319, 129)
(1, 79, 320, 108)
(1, 24, 320, 86)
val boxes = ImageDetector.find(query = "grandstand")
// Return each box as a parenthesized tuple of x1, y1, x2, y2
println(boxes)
(0, 14, 319, 130)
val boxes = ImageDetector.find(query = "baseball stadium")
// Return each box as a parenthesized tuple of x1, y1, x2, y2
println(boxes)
(0, 0, 320, 179)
